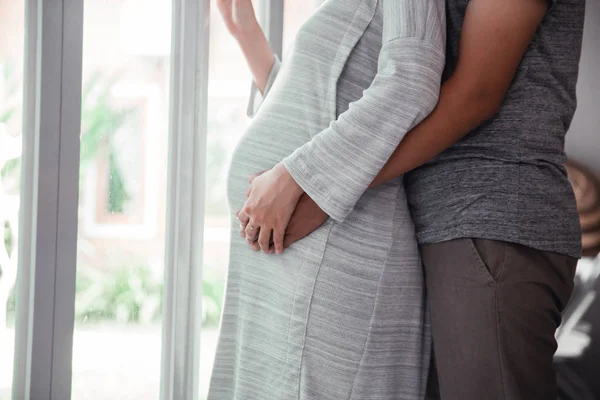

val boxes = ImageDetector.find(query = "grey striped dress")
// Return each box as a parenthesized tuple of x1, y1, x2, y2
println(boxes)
(208, 1, 445, 399)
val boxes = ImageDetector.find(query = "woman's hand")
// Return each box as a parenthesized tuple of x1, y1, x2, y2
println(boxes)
(239, 193, 329, 252)
(237, 163, 304, 254)
(216, 0, 260, 41)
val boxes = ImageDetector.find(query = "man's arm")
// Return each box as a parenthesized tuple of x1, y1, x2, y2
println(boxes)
(281, 0, 446, 222)
(282, 0, 552, 248)
(372, 0, 550, 186)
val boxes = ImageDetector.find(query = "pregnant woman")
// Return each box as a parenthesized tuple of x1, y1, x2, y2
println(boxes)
(208, 0, 445, 399)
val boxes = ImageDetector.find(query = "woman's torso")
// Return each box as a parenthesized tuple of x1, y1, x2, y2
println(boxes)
(227, 0, 382, 216)
(211, 2, 431, 398)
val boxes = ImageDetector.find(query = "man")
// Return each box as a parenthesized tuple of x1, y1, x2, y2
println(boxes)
(239, 0, 586, 398)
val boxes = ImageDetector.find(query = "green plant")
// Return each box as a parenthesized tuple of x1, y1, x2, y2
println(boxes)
(0, 62, 18, 125)
(0, 70, 136, 328)
(71, 264, 225, 327)
(80, 72, 134, 212)
(1, 67, 227, 330)
(107, 151, 130, 213)
(0, 62, 22, 183)
(75, 265, 162, 324)
(0, 157, 20, 180)
(202, 272, 226, 327)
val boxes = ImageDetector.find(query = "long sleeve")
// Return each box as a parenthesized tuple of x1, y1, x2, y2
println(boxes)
(283, 0, 446, 221)
(246, 56, 282, 117)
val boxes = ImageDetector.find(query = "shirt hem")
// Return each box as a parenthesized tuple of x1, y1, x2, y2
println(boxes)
(416, 224, 582, 259)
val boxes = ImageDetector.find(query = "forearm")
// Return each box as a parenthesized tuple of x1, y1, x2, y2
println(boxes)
(284, 40, 444, 221)
(237, 23, 275, 94)
(371, 75, 500, 187)
(371, 0, 550, 188)
(282, 0, 445, 221)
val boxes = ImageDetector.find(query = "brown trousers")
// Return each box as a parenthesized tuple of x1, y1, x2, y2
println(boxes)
(422, 238, 577, 400)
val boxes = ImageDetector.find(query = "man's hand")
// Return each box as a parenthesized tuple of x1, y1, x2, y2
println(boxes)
(284, 194, 329, 248)
(237, 163, 304, 254)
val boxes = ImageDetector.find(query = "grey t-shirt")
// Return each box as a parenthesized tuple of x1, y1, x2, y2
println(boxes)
(405, 0, 586, 258)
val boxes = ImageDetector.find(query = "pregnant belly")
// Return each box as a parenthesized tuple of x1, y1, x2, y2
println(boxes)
(226, 110, 316, 215)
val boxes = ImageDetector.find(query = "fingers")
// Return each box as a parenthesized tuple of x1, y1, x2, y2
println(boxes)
(239, 208, 259, 242)
(237, 209, 250, 226)
(272, 228, 284, 255)
(250, 241, 261, 252)
(245, 222, 259, 243)
(243, 226, 274, 254)
(237, 210, 247, 237)
(257, 226, 272, 253)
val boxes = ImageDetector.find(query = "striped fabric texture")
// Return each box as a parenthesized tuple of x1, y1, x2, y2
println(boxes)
(208, 1, 446, 399)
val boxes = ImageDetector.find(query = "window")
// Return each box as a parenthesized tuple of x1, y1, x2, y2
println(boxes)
(72, 1, 171, 398)
(2, 1, 301, 399)
(0, 1, 24, 399)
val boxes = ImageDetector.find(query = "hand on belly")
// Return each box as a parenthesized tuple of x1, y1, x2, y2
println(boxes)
(236, 163, 304, 255)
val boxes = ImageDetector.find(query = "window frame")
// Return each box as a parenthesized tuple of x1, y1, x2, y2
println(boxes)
(10, 0, 285, 399)
(12, 1, 84, 399)
(159, 0, 211, 398)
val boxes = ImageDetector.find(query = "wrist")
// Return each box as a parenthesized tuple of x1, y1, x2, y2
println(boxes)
(278, 163, 304, 199)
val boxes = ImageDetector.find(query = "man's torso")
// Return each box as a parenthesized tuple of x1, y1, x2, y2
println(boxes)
(406, 0, 586, 258)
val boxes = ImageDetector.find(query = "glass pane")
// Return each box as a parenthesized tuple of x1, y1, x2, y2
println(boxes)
(0, 1, 25, 399)
(72, 1, 171, 399)
(200, 2, 321, 399)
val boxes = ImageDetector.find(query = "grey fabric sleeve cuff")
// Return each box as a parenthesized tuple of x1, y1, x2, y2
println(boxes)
(246, 56, 281, 118)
